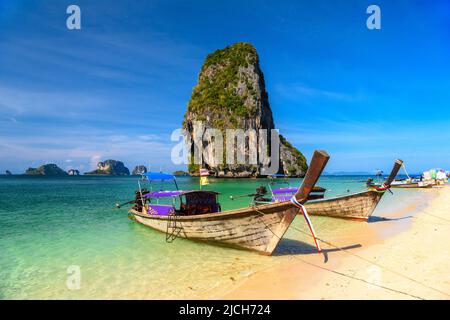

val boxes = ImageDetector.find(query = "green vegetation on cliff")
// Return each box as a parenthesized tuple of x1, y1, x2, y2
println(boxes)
(183, 42, 308, 177)
(185, 42, 260, 128)
(25, 164, 68, 176)
(279, 135, 308, 175)
(85, 160, 130, 176)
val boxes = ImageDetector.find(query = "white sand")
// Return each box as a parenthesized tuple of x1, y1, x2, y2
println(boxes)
(220, 186, 450, 300)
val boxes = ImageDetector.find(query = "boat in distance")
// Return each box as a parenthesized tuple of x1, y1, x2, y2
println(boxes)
(370, 179, 434, 189)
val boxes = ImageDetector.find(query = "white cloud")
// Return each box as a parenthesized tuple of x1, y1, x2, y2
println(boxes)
(0, 130, 174, 173)
(89, 155, 102, 170)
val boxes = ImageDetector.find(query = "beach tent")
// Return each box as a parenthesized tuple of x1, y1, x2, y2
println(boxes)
(423, 171, 432, 180)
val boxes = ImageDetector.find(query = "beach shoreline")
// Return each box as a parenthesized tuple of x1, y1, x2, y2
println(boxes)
(1, 177, 448, 299)
(215, 186, 450, 300)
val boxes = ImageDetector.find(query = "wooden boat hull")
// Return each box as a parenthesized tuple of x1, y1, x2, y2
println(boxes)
(372, 180, 435, 189)
(305, 190, 384, 221)
(390, 183, 433, 189)
(129, 201, 297, 255)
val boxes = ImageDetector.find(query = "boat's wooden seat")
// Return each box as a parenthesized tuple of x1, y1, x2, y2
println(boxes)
(179, 191, 221, 215)
(180, 203, 214, 215)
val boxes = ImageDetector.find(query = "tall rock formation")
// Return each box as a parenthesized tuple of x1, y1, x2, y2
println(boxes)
(183, 42, 307, 177)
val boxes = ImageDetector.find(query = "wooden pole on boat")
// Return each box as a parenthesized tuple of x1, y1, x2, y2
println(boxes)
(230, 193, 256, 200)
(291, 150, 330, 253)
(115, 200, 135, 209)
(384, 159, 403, 188)
(294, 150, 330, 203)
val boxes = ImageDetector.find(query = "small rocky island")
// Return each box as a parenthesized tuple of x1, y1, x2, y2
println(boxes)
(25, 164, 68, 176)
(132, 165, 147, 175)
(183, 42, 307, 177)
(85, 160, 130, 175)
(5, 170, 12, 176)
(67, 169, 80, 176)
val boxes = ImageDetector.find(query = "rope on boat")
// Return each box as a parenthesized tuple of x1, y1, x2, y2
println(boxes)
(290, 225, 450, 299)
(250, 198, 322, 254)
(293, 256, 425, 300)
(416, 209, 450, 223)
(250, 206, 285, 241)
(248, 201, 448, 299)
(290, 196, 322, 253)
(402, 163, 412, 180)
(248, 207, 427, 299)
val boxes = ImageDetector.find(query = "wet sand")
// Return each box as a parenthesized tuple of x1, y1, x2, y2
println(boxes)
(218, 186, 450, 300)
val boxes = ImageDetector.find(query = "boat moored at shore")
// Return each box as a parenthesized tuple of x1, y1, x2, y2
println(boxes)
(127, 150, 330, 255)
(251, 160, 403, 221)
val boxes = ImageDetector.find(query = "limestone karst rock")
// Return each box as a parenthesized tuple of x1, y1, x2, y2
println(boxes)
(132, 165, 147, 175)
(183, 42, 307, 177)
(85, 160, 130, 175)
(25, 164, 68, 176)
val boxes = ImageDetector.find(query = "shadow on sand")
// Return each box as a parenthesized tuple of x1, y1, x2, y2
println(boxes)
(273, 238, 362, 263)
(368, 215, 412, 223)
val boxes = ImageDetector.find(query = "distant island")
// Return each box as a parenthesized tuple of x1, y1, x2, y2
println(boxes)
(5, 170, 12, 176)
(85, 160, 130, 175)
(25, 164, 68, 176)
(132, 165, 147, 175)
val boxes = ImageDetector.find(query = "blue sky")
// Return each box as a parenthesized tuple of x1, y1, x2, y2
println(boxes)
(0, 0, 449, 174)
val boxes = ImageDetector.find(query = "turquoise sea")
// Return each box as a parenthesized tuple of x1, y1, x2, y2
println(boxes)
(0, 175, 429, 299)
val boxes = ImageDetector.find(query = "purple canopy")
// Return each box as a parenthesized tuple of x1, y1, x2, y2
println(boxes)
(145, 190, 186, 198)
(272, 195, 291, 202)
(271, 187, 297, 195)
(147, 204, 175, 216)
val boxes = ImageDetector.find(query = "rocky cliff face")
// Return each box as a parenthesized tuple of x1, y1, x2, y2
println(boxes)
(132, 165, 147, 175)
(183, 42, 307, 177)
(85, 160, 130, 175)
(279, 135, 308, 176)
(25, 164, 68, 176)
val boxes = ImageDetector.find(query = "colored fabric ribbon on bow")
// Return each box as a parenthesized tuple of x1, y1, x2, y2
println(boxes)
(290, 196, 322, 253)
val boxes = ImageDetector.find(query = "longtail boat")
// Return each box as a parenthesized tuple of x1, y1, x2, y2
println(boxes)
(305, 189, 385, 221)
(367, 162, 435, 189)
(125, 150, 330, 255)
(252, 159, 403, 221)
(370, 179, 434, 189)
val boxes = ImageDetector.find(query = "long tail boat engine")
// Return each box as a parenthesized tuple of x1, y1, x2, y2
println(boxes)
(253, 186, 271, 203)
(133, 189, 149, 211)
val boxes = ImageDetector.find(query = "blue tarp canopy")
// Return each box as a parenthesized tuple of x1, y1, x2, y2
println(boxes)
(142, 172, 175, 181)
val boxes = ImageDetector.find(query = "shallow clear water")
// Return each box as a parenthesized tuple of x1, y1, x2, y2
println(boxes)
(0, 175, 426, 299)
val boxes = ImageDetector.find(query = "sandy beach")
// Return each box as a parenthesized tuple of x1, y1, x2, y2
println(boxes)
(218, 185, 450, 300)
